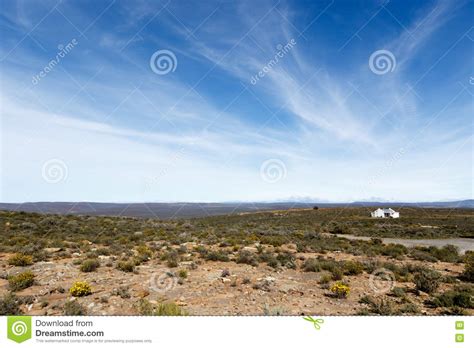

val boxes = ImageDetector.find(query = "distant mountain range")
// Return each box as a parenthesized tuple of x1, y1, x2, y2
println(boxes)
(0, 200, 472, 219)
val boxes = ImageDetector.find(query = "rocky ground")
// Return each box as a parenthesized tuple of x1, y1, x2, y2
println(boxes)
(0, 244, 470, 316)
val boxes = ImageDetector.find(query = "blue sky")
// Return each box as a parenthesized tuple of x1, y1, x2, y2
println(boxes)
(0, 0, 472, 203)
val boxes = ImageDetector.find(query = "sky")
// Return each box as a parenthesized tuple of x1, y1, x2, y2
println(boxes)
(0, 0, 472, 203)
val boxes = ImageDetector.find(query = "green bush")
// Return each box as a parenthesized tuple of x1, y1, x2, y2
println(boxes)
(8, 271, 35, 291)
(135, 245, 153, 264)
(80, 259, 100, 272)
(382, 244, 408, 259)
(162, 251, 179, 267)
(359, 296, 394, 315)
(205, 251, 230, 262)
(302, 258, 321, 272)
(276, 252, 296, 269)
(155, 302, 187, 316)
(0, 293, 23, 315)
(117, 260, 135, 272)
(414, 268, 441, 293)
(136, 299, 154, 315)
(410, 249, 438, 262)
(8, 253, 33, 266)
(391, 287, 406, 298)
(135, 299, 187, 316)
(64, 300, 87, 315)
(431, 245, 460, 263)
(431, 285, 474, 309)
(343, 260, 364, 275)
(319, 273, 332, 285)
(236, 251, 258, 266)
(462, 253, 474, 282)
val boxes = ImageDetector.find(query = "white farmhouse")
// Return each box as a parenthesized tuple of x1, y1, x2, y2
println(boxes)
(371, 208, 400, 218)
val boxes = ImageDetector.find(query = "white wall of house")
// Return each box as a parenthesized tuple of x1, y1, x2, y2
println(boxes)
(371, 208, 399, 218)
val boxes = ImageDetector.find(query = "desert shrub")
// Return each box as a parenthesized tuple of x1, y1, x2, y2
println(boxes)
(360, 296, 394, 315)
(276, 252, 296, 269)
(431, 245, 460, 263)
(0, 293, 23, 315)
(236, 251, 258, 266)
(331, 267, 343, 280)
(69, 281, 92, 297)
(302, 258, 321, 272)
(80, 259, 100, 272)
(155, 302, 187, 316)
(136, 299, 187, 316)
(343, 260, 364, 275)
(462, 253, 474, 282)
(382, 244, 408, 259)
(64, 300, 87, 315)
(117, 260, 135, 272)
(263, 304, 285, 315)
(111, 286, 131, 299)
(135, 245, 153, 263)
(8, 253, 33, 266)
(265, 255, 280, 269)
(410, 249, 438, 262)
(303, 258, 345, 279)
(162, 250, 179, 267)
(8, 271, 35, 291)
(431, 285, 474, 309)
(329, 223, 350, 234)
(391, 287, 406, 298)
(178, 269, 188, 279)
(205, 250, 229, 262)
(414, 268, 441, 293)
(330, 282, 350, 298)
(136, 299, 154, 315)
(319, 273, 332, 285)
(398, 302, 420, 314)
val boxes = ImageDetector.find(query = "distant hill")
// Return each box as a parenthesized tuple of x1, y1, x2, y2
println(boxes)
(0, 200, 471, 219)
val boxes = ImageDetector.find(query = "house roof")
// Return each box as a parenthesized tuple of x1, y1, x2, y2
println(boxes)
(372, 208, 398, 213)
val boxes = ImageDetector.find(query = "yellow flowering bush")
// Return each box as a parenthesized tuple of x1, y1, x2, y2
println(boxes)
(330, 282, 350, 298)
(69, 281, 92, 297)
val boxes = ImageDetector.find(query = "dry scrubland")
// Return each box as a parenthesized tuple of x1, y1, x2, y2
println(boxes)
(0, 207, 473, 316)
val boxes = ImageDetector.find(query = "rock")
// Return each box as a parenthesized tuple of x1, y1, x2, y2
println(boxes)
(242, 246, 258, 253)
(221, 269, 231, 277)
(137, 289, 150, 298)
(44, 247, 62, 253)
(280, 244, 297, 252)
(134, 231, 143, 236)
(222, 278, 231, 283)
